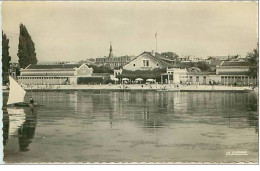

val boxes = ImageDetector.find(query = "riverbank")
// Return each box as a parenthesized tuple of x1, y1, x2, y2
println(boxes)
(2, 84, 254, 93)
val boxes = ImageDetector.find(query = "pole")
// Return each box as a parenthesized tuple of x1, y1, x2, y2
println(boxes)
(156, 36, 157, 53)
(155, 31, 158, 53)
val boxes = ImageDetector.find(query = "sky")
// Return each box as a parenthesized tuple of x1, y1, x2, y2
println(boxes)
(1, 1, 258, 62)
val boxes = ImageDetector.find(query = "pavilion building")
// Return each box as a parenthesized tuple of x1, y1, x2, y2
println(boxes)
(18, 63, 111, 85)
(161, 61, 257, 86)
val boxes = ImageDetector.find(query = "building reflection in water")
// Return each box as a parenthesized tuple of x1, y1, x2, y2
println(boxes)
(189, 92, 258, 132)
(2, 91, 258, 158)
(246, 93, 258, 133)
(109, 112, 113, 128)
(140, 92, 169, 128)
(107, 91, 258, 131)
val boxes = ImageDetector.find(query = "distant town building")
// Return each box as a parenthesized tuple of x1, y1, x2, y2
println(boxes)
(178, 56, 190, 62)
(177, 56, 204, 63)
(79, 58, 96, 65)
(207, 56, 230, 61)
(56, 61, 77, 65)
(9, 62, 20, 79)
(161, 52, 178, 60)
(232, 57, 247, 62)
(95, 43, 135, 68)
(2, 62, 19, 84)
(208, 55, 241, 61)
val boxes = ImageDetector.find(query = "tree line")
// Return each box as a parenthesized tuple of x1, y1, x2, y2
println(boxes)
(2, 23, 38, 83)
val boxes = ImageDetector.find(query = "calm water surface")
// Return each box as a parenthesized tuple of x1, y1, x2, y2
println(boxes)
(2, 91, 258, 163)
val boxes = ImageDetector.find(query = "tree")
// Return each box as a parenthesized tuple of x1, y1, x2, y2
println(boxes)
(17, 23, 37, 69)
(87, 64, 114, 73)
(2, 32, 11, 83)
(161, 52, 179, 60)
(246, 46, 258, 78)
(197, 61, 210, 72)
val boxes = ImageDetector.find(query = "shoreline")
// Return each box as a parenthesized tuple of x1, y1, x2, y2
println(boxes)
(2, 84, 255, 93)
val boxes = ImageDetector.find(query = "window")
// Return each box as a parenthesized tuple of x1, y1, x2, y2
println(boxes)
(143, 59, 150, 67)
(133, 64, 135, 67)
(156, 63, 159, 67)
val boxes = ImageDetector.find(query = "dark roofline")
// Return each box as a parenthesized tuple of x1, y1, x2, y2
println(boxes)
(25, 64, 82, 70)
(220, 61, 250, 67)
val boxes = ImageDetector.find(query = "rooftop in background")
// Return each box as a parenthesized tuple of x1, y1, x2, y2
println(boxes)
(26, 64, 81, 70)
(37, 61, 78, 65)
(220, 61, 250, 67)
(207, 56, 230, 60)
(155, 52, 176, 62)
(209, 59, 222, 66)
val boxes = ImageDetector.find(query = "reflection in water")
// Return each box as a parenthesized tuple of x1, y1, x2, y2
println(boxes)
(18, 108, 37, 152)
(6, 108, 26, 137)
(247, 93, 258, 133)
(3, 109, 9, 146)
(3, 107, 37, 152)
(109, 112, 113, 128)
(2, 91, 258, 163)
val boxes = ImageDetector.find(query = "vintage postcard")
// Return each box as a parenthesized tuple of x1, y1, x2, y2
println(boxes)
(1, 1, 258, 164)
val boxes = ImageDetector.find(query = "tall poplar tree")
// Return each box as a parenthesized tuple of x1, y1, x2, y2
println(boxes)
(17, 23, 37, 68)
(2, 31, 11, 81)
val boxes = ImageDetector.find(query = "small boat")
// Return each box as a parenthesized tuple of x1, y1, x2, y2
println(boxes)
(7, 76, 42, 107)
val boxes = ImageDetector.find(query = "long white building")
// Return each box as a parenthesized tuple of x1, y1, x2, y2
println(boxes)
(17, 63, 108, 85)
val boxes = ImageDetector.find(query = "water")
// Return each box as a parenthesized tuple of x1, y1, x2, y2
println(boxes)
(2, 91, 258, 163)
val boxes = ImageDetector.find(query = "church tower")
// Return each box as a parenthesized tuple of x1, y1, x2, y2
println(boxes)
(108, 42, 113, 58)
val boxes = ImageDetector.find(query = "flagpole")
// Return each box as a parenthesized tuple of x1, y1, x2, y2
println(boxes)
(156, 35, 157, 53)
(155, 32, 158, 53)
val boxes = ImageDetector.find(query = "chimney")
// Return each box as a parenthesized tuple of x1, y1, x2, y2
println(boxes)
(152, 50, 155, 56)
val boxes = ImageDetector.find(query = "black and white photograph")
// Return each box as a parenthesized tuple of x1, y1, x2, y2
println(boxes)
(0, 1, 258, 164)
